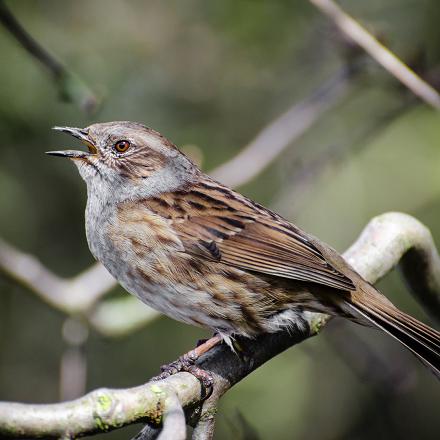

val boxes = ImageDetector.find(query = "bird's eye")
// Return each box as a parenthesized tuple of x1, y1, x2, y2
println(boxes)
(114, 140, 131, 153)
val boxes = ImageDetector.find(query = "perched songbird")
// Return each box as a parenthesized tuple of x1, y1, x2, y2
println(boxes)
(48, 121, 440, 377)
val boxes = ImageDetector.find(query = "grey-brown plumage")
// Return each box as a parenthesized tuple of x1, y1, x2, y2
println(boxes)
(48, 121, 440, 378)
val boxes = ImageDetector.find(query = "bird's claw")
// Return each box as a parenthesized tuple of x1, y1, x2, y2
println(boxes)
(152, 350, 214, 398)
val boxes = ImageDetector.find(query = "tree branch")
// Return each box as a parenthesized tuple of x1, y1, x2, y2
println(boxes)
(1, 212, 439, 438)
(0, 0, 99, 113)
(0, 374, 200, 439)
(309, 0, 440, 109)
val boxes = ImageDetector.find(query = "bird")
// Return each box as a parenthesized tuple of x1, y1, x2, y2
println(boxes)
(47, 121, 440, 378)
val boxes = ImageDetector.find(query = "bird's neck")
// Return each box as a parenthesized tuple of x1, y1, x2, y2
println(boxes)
(84, 182, 116, 261)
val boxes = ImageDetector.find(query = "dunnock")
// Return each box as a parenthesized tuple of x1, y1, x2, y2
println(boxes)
(48, 121, 440, 378)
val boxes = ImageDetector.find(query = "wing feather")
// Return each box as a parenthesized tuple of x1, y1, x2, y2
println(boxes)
(148, 184, 356, 292)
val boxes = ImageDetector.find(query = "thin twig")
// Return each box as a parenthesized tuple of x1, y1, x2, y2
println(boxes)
(1, 212, 439, 438)
(0, 0, 99, 113)
(309, 0, 440, 109)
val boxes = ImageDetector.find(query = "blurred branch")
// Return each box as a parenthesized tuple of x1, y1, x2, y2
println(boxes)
(309, 0, 440, 109)
(0, 238, 115, 314)
(0, 0, 99, 113)
(90, 295, 161, 336)
(273, 101, 409, 217)
(1, 212, 439, 438)
(59, 318, 89, 401)
(158, 393, 186, 440)
(0, 237, 161, 335)
(210, 67, 352, 187)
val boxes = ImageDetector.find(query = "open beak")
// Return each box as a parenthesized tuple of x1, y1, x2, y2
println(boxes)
(46, 126, 98, 159)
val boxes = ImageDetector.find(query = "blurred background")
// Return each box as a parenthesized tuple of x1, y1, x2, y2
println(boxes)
(1, 0, 440, 438)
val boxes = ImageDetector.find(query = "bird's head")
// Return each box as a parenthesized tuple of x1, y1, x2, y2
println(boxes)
(47, 121, 198, 200)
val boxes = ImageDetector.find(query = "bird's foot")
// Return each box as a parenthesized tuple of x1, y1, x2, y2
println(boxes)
(151, 335, 222, 398)
(155, 357, 214, 397)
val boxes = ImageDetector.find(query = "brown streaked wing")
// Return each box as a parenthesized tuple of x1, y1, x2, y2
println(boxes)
(163, 187, 355, 291)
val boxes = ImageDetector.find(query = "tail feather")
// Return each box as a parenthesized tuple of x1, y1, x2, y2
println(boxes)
(375, 302, 440, 350)
(392, 309, 440, 349)
(345, 300, 440, 379)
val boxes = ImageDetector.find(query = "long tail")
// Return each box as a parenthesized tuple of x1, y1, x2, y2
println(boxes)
(344, 290, 440, 379)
